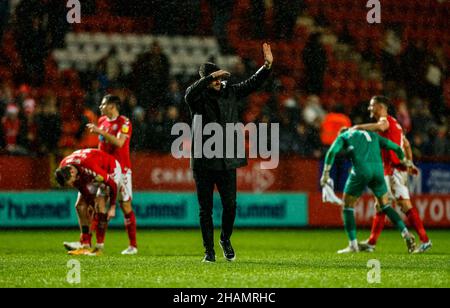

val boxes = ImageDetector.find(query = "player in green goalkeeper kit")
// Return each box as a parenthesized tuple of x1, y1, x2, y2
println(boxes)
(321, 128, 417, 254)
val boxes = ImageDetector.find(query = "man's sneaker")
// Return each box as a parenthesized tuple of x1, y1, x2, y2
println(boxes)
(202, 250, 216, 263)
(219, 240, 236, 261)
(121, 246, 138, 255)
(358, 240, 376, 253)
(405, 234, 417, 254)
(414, 241, 432, 254)
(64, 241, 83, 251)
(337, 245, 359, 254)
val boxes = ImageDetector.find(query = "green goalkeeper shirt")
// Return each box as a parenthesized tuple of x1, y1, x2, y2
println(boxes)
(324, 130, 405, 177)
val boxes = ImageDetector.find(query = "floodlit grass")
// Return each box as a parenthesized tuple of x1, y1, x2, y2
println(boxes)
(0, 230, 449, 288)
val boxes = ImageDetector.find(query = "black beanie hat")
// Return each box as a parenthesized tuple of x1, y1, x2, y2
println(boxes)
(199, 62, 220, 78)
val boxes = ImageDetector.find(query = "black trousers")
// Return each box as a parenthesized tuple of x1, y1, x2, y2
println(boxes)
(193, 168, 237, 252)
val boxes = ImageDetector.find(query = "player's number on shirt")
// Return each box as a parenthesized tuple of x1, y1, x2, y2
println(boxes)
(362, 131, 373, 142)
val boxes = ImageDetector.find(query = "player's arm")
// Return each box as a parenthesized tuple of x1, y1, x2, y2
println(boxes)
(402, 136, 419, 175)
(378, 135, 415, 169)
(185, 70, 231, 108)
(321, 136, 345, 187)
(87, 124, 127, 148)
(232, 43, 272, 99)
(402, 136, 413, 160)
(353, 117, 389, 132)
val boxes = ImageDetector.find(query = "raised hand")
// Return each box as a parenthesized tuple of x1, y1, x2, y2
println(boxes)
(263, 43, 273, 69)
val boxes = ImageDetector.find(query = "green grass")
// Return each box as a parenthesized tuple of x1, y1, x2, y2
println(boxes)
(0, 229, 449, 288)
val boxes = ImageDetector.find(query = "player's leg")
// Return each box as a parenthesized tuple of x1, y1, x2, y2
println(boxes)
(371, 175, 416, 253)
(338, 194, 360, 254)
(89, 192, 109, 256)
(363, 175, 393, 249)
(66, 194, 93, 254)
(392, 170, 431, 252)
(338, 174, 365, 254)
(119, 170, 138, 255)
(216, 169, 237, 261)
(193, 168, 216, 262)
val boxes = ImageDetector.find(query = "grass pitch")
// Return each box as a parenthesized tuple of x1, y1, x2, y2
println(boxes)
(0, 229, 449, 288)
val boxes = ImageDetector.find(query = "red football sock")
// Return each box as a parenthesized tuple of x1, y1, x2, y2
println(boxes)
(90, 213, 99, 233)
(80, 230, 91, 247)
(368, 212, 386, 246)
(96, 213, 108, 245)
(406, 208, 429, 243)
(124, 211, 137, 248)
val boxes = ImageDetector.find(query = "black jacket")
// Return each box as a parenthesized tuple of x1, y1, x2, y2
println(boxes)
(185, 66, 271, 171)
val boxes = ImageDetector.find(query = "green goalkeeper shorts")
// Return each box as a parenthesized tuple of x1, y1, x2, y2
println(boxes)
(344, 170, 388, 198)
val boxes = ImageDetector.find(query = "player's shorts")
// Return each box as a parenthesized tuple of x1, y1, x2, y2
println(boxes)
(97, 160, 131, 203)
(121, 169, 133, 202)
(344, 169, 388, 198)
(76, 182, 102, 207)
(385, 169, 410, 200)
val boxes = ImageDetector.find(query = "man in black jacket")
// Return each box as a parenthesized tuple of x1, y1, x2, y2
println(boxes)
(185, 43, 273, 263)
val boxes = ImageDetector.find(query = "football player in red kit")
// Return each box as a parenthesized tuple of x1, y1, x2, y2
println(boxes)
(87, 95, 137, 255)
(353, 96, 432, 253)
(56, 149, 128, 256)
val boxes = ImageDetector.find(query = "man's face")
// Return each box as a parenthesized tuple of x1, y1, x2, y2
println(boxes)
(99, 99, 113, 117)
(209, 79, 222, 92)
(65, 166, 79, 187)
(368, 99, 382, 119)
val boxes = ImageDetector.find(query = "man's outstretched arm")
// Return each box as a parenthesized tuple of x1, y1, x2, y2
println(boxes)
(353, 117, 389, 132)
(232, 43, 273, 99)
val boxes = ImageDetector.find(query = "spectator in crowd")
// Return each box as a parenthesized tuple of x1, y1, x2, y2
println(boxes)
(0, 0, 9, 44)
(45, 0, 70, 49)
(130, 106, 148, 152)
(0, 82, 13, 117)
(292, 122, 321, 157)
(166, 79, 183, 107)
(273, 0, 304, 40)
(249, 0, 266, 39)
(401, 41, 427, 97)
(423, 53, 445, 123)
(164, 105, 181, 153)
(380, 29, 402, 83)
(411, 132, 431, 158)
(14, 1, 47, 86)
(432, 126, 450, 157)
(36, 93, 61, 154)
(303, 95, 326, 127)
(147, 109, 167, 152)
(85, 80, 105, 113)
(21, 98, 38, 153)
(132, 42, 170, 110)
(120, 93, 139, 121)
(320, 104, 352, 146)
(302, 32, 328, 95)
(210, 0, 235, 54)
(1, 103, 26, 155)
(96, 48, 123, 89)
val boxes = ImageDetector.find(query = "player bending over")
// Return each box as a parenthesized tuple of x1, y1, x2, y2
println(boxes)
(65, 95, 138, 255)
(352, 96, 431, 253)
(321, 128, 417, 254)
(55, 149, 128, 256)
